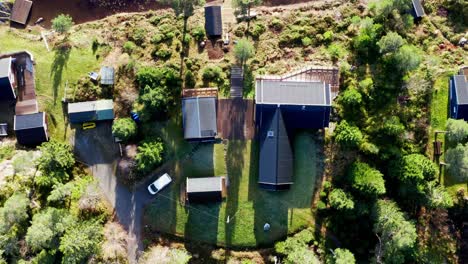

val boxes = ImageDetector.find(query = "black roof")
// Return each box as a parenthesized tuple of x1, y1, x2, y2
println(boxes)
(258, 107, 294, 188)
(453, 75, 468, 105)
(14, 112, 48, 146)
(205, 6, 222, 37)
(14, 112, 45, 130)
(411, 0, 425, 18)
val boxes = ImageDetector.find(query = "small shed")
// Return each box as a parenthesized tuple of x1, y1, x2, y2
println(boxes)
(186, 177, 225, 203)
(0, 57, 16, 101)
(205, 6, 222, 37)
(10, 0, 33, 25)
(182, 97, 217, 140)
(14, 112, 48, 146)
(68, 99, 114, 124)
(100, 66, 115, 85)
(411, 0, 425, 19)
(450, 74, 468, 121)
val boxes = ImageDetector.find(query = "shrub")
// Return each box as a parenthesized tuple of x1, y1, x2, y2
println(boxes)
(269, 18, 284, 31)
(36, 140, 75, 187)
(151, 33, 165, 44)
(184, 70, 196, 88)
(348, 161, 386, 197)
(140, 245, 191, 264)
(191, 26, 205, 41)
(327, 43, 347, 62)
(391, 154, 437, 183)
(60, 221, 103, 264)
(302, 36, 312, 46)
(334, 120, 364, 149)
(445, 144, 468, 184)
(131, 28, 147, 46)
(329, 189, 355, 210)
(250, 22, 266, 38)
(0, 145, 14, 162)
(52, 14, 74, 34)
(339, 88, 362, 107)
(446, 119, 468, 143)
(153, 46, 172, 60)
(323, 30, 334, 43)
(202, 65, 224, 85)
(123, 41, 136, 54)
(101, 222, 128, 263)
(135, 139, 164, 175)
(74, 77, 102, 102)
(112, 118, 137, 142)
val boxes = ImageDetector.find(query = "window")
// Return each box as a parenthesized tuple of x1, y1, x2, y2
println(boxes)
(267, 131, 274, 138)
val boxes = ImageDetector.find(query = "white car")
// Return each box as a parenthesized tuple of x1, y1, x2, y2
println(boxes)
(147, 173, 172, 195)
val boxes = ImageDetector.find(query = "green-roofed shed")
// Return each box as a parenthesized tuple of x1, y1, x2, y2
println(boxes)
(68, 99, 114, 124)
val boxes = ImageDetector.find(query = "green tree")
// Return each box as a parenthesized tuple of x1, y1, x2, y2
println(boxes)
(51, 14, 74, 34)
(391, 154, 437, 183)
(446, 118, 468, 143)
(233, 0, 263, 17)
(329, 189, 355, 210)
(158, 0, 204, 19)
(394, 45, 422, 73)
(36, 140, 75, 187)
(381, 116, 405, 136)
(339, 88, 362, 108)
(275, 228, 318, 264)
(377, 32, 405, 54)
(327, 43, 347, 63)
(285, 247, 320, 264)
(59, 221, 102, 264)
(112, 118, 137, 142)
(369, 0, 412, 19)
(47, 182, 74, 207)
(445, 143, 468, 185)
(373, 200, 417, 264)
(135, 140, 164, 175)
(202, 65, 224, 85)
(328, 248, 356, 264)
(425, 183, 453, 209)
(0, 193, 29, 234)
(334, 120, 364, 149)
(234, 38, 255, 66)
(348, 162, 386, 197)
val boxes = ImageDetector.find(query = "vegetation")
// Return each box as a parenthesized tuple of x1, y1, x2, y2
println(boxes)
(51, 14, 74, 34)
(446, 118, 468, 143)
(445, 144, 468, 185)
(348, 162, 386, 197)
(234, 38, 255, 66)
(135, 139, 164, 175)
(328, 188, 354, 210)
(112, 118, 138, 141)
(36, 140, 75, 187)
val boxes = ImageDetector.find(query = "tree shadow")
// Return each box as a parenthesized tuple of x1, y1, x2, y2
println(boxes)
(50, 41, 71, 105)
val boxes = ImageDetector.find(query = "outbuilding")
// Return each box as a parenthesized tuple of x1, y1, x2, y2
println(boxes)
(10, 0, 33, 25)
(182, 96, 217, 141)
(205, 6, 222, 37)
(450, 73, 468, 121)
(186, 177, 226, 203)
(411, 0, 425, 20)
(100, 66, 115, 86)
(14, 112, 48, 146)
(68, 99, 114, 124)
(0, 57, 16, 101)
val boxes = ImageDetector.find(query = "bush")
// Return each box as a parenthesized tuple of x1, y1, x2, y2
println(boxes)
(269, 18, 284, 31)
(151, 33, 165, 44)
(191, 26, 205, 41)
(184, 70, 196, 88)
(74, 77, 102, 102)
(446, 119, 468, 143)
(0, 145, 14, 162)
(123, 41, 136, 54)
(135, 139, 164, 175)
(339, 88, 362, 107)
(202, 65, 224, 85)
(131, 28, 147, 46)
(302, 36, 312, 46)
(36, 140, 75, 187)
(234, 38, 255, 65)
(329, 189, 355, 210)
(250, 22, 266, 38)
(112, 118, 137, 142)
(323, 30, 334, 43)
(348, 161, 386, 197)
(52, 14, 74, 34)
(327, 43, 347, 62)
(153, 46, 172, 60)
(334, 120, 364, 149)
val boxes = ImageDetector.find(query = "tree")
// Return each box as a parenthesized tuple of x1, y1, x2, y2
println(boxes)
(234, 38, 255, 66)
(329, 189, 355, 210)
(377, 32, 405, 54)
(140, 245, 191, 264)
(394, 45, 422, 73)
(391, 154, 437, 183)
(369, 0, 412, 19)
(446, 119, 468, 143)
(425, 183, 453, 209)
(381, 116, 405, 136)
(112, 118, 137, 142)
(0, 193, 29, 234)
(339, 88, 362, 108)
(36, 140, 75, 187)
(328, 248, 356, 264)
(51, 14, 74, 34)
(275, 228, 318, 264)
(59, 221, 102, 264)
(334, 120, 364, 149)
(233, 0, 263, 18)
(327, 43, 347, 63)
(373, 200, 417, 264)
(348, 162, 386, 197)
(445, 144, 468, 185)
(135, 140, 164, 175)
(25, 208, 73, 252)
(47, 182, 74, 207)
(158, 0, 204, 19)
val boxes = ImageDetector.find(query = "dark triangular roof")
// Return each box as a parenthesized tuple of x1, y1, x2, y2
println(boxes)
(205, 6, 222, 37)
(258, 107, 294, 187)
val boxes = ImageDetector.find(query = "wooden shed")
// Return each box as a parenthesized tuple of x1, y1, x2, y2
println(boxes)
(10, 0, 33, 25)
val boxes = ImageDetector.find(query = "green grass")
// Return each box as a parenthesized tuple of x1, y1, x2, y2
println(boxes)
(0, 28, 102, 140)
(429, 72, 466, 197)
(144, 131, 321, 247)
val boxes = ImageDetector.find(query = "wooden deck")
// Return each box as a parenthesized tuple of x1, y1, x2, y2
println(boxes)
(13, 52, 38, 115)
(217, 99, 255, 140)
(182, 88, 218, 98)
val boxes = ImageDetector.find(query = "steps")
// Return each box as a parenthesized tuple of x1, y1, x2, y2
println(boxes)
(230, 66, 243, 98)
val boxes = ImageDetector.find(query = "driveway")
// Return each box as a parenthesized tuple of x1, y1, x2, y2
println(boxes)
(71, 121, 169, 263)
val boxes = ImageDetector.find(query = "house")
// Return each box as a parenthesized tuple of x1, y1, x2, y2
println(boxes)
(68, 99, 114, 124)
(14, 112, 48, 146)
(411, 0, 425, 20)
(0, 57, 16, 101)
(100, 66, 115, 86)
(205, 6, 222, 37)
(186, 177, 226, 203)
(10, 0, 33, 25)
(449, 70, 468, 121)
(255, 77, 332, 191)
(182, 95, 217, 141)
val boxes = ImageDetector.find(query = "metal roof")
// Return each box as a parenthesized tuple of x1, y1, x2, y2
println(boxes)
(186, 177, 223, 193)
(453, 75, 468, 105)
(256, 80, 329, 106)
(412, 0, 425, 18)
(68, 99, 114, 114)
(100, 66, 114, 85)
(14, 112, 45, 130)
(205, 6, 222, 36)
(0, 57, 11, 78)
(182, 97, 217, 139)
(0, 123, 7, 136)
(10, 0, 33, 25)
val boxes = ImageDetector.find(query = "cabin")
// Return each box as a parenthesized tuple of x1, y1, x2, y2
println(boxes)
(255, 77, 332, 191)
(411, 0, 425, 20)
(205, 6, 222, 37)
(0, 57, 16, 101)
(100, 66, 115, 86)
(182, 96, 217, 141)
(14, 112, 48, 146)
(68, 99, 114, 124)
(186, 177, 226, 203)
(10, 0, 33, 25)
(450, 71, 468, 121)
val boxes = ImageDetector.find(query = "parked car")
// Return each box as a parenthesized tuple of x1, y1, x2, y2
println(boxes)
(147, 173, 172, 195)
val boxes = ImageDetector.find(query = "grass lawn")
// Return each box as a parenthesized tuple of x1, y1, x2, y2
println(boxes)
(429, 72, 466, 197)
(0, 27, 102, 140)
(144, 131, 321, 247)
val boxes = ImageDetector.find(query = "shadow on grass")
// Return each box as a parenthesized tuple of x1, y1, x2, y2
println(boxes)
(50, 41, 71, 104)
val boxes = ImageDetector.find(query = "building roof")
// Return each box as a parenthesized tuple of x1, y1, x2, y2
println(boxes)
(411, 0, 425, 18)
(453, 75, 468, 105)
(182, 97, 217, 139)
(10, 0, 33, 25)
(258, 107, 294, 187)
(256, 80, 329, 106)
(205, 6, 222, 36)
(186, 177, 224, 193)
(14, 112, 45, 130)
(68, 99, 114, 114)
(100, 66, 115, 85)
(0, 57, 11, 78)
(0, 123, 7, 136)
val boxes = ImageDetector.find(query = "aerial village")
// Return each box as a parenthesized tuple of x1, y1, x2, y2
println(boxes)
(0, 0, 467, 263)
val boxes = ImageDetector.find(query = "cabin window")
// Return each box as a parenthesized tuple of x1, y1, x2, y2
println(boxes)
(267, 131, 274, 138)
